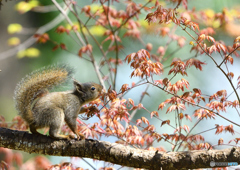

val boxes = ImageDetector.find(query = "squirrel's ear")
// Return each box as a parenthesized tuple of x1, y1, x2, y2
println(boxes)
(73, 79, 81, 88)
(74, 80, 85, 96)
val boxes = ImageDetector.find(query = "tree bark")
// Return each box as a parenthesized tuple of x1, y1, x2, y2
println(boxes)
(0, 127, 239, 169)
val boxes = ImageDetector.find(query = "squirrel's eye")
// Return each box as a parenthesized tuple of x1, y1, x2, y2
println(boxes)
(91, 87, 96, 91)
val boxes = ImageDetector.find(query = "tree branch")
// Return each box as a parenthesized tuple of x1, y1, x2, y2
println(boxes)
(0, 128, 239, 169)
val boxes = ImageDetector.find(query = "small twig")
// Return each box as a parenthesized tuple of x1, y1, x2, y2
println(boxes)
(219, 45, 240, 67)
(175, 119, 202, 151)
(79, 158, 96, 170)
(126, 84, 150, 128)
(52, 0, 106, 91)
(100, 1, 119, 90)
(71, 4, 106, 91)
(52, 0, 85, 45)
(113, 1, 151, 33)
(180, 24, 240, 104)
(173, 107, 182, 151)
(148, 81, 240, 127)
(71, 4, 114, 86)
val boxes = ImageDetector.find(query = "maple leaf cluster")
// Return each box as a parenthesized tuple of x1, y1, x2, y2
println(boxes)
(125, 49, 163, 78)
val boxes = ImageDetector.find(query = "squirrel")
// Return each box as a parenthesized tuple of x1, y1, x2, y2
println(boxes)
(14, 65, 103, 140)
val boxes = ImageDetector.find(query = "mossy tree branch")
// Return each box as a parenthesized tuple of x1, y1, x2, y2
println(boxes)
(0, 128, 239, 169)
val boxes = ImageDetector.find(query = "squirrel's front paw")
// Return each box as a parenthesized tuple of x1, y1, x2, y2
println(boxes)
(76, 133, 85, 140)
(69, 134, 76, 139)
(86, 106, 99, 118)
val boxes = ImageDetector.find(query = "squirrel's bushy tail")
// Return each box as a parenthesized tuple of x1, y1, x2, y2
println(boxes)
(14, 64, 73, 123)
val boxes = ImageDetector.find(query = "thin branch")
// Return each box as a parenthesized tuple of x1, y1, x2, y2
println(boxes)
(113, 1, 151, 33)
(71, 3, 114, 86)
(180, 24, 240, 104)
(51, 0, 106, 90)
(70, 4, 106, 91)
(80, 158, 96, 170)
(52, 0, 85, 45)
(175, 119, 202, 151)
(147, 81, 240, 128)
(219, 45, 240, 67)
(126, 84, 150, 128)
(100, 1, 119, 90)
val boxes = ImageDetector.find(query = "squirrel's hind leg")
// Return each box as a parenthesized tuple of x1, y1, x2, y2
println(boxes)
(65, 117, 85, 140)
(29, 124, 42, 135)
(48, 109, 72, 140)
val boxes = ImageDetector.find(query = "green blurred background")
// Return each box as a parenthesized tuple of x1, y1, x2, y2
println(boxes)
(0, 0, 240, 168)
